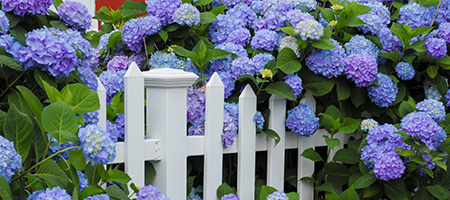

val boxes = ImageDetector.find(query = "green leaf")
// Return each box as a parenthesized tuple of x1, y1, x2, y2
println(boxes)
(107, 31, 122, 53)
(145, 161, 156, 185)
(279, 26, 296, 36)
(80, 187, 105, 199)
(105, 184, 128, 199)
(217, 182, 236, 199)
(36, 160, 69, 187)
(339, 17, 366, 28)
(380, 51, 399, 62)
(439, 138, 450, 153)
(326, 163, 350, 186)
(311, 39, 336, 50)
(363, 186, 382, 198)
(323, 135, 340, 150)
(69, 150, 86, 171)
(427, 65, 439, 79)
(437, 55, 450, 69)
(200, 12, 217, 24)
(411, 40, 427, 53)
(49, 130, 79, 145)
(265, 81, 296, 101)
(61, 84, 100, 114)
(204, 49, 231, 62)
(426, 185, 450, 199)
(0, 110, 5, 134)
(384, 179, 409, 200)
(194, 0, 213, 6)
(42, 79, 62, 103)
(171, 45, 199, 63)
(9, 25, 27, 44)
(338, 186, 359, 200)
(353, 174, 376, 189)
(316, 182, 334, 192)
(337, 79, 351, 100)
(276, 48, 301, 74)
(0, 55, 24, 71)
(16, 85, 44, 122)
(120, 0, 147, 18)
(259, 185, 278, 200)
(187, 176, 196, 197)
(340, 118, 360, 133)
(107, 169, 132, 185)
(318, 7, 335, 22)
(302, 70, 335, 96)
(301, 148, 323, 162)
(350, 87, 366, 108)
(53, 0, 63, 10)
(210, 5, 227, 15)
(417, 0, 440, 7)
(398, 101, 415, 118)
(41, 101, 78, 137)
(416, 187, 433, 200)
(4, 105, 33, 161)
(49, 20, 68, 31)
(286, 192, 300, 200)
(261, 129, 281, 146)
(158, 30, 169, 43)
(325, 105, 341, 119)
(0, 177, 13, 200)
(333, 149, 359, 164)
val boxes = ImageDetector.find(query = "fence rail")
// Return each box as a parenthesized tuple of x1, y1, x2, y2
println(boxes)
(97, 63, 346, 200)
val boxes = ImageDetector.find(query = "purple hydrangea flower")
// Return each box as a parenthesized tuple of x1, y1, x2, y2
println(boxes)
(78, 124, 116, 165)
(97, 30, 119, 51)
(292, 0, 317, 11)
(0, 10, 9, 35)
(401, 112, 446, 151)
(58, 1, 92, 32)
(445, 89, 450, 106)
(253, 111, 265, 129)
(425, 37, 447, 59)
(129, 53, 147, 69)
(358, 2, 390, 34)
(84, 194, 110, 200)
(438, 22, 450, 43)
(368, 73, 398, 107)
(213, 0, 241, 8)
(373, 152, 405, 181)
(252, 53, 274, 73)
(222, 193, 240, 200)
(252, 15, 282, 32)
(284, 74, 303, 98)
(78, 171, 88, 190)
(251, 29, 279, 51)
(395, 62, 415, 80)
(209, 14, 245, 45)
(286, 103, 319, 137)
(231, 56, 256, 76)
(223, 102, 239, 148)
(344, 35, 380, 58)
(28, 186, 71, 200)
(150, 51, 187, 69)
(2, 0, 52, 16)
(122, 16, 161, 52)
(226, 4, 257, 27)
(99, 70, 126, 105)
(306, 39, 346, 79)
(78, 65, 98, 91)
(84, 111, 99, 125)
(216, 42, 248, 57)
(137, 184, 169, 200)
(344, 53, 378, 87)
(187, 86, 206, 125)
(294, 19, 324, 41)
(416, 99, 446, 123)
(145, 0, 181, 26)
(173, 3, 200, 27)
(428, 0, 450, 24)
(188, 123, 205, 136)
(267, 191, 288, 200)
(218, 71, 237, 98)
(398, 3, 432, 29)
(107, 113, 125, 142)
(107, 55, 129, 72)
(226, 28, 251, 46)
(377, 28, 402, 53)
(0, 136, 21, 182)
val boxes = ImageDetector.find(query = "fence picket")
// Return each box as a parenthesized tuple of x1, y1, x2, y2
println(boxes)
(267, 95, 286, 191)
(97, 78, 107, 131)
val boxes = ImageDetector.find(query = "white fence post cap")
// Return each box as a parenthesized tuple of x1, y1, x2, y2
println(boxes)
(142, 68, 199, 87)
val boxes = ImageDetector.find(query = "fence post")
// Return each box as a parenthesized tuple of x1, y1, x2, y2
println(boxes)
(143, 68, 198, 199)
(123, 63, 146, 188)
(204, 73, 224, 200)
(267, 95, 286, 191)
(237, 85, 257, 199)
(97, 78, 107, 131)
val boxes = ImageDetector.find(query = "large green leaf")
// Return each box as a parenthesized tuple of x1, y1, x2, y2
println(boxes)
(276, 48, 301, 74)
(265, 81, 296, 101)
(259, 185, 278, 200)
(107, 169, 132, 184)
(204, 48, 231, 62)
(200, 12, 217, 24)
(0, 177, 13, 200)
(120, 0, 147, 18)
(384, 180, 409, 200)
(353, 174, 377, 189)
(217, 182, 236, 199)
(350, 87, 366, 108)
(105, 185, 128, 199)
(4, 105, 33, 161)
(0, 110, 5, 134)
(340, 118, 360, 133)
(61, 84, 99, 114)
(0, 55, 23, 71)
(36, 160, 69, 187)
(333, 149, 360, 164)
(338, 186, 359, 200)
(302, 70, 335, 96)
(326, 163, 350, 186)
(417, 0, 440, 7)
(426, 185, 450, 200)
(16, 86, 44, 122)
(69, 150, 86, 171)
(311, 39, 336, 50)
(41, 101, 78, 139)
(337, 79, 351, 100)
(301, 148, 323, 162)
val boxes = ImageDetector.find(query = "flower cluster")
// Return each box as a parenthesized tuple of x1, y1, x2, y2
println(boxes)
(294, 19, 324, 41)
(122, 16, 161, 52)
(425, 37, 447, 59)
(150, 51, 188, 70)
(286, 10, 314, 27)
(424, 81, 442, 100)
(209, 13, 245, 45)
(438, 22, 450, 43)
(227, 28, 251, 46)
(0, 10, 9, 35)
(306, 39, 346, 79)
(395, 62, 415, 81)
(358, 2, 390, 34)
(28, 186, 71, 200)
(286, 103, 319, 137)
(344, 35, 380, 58)
(360, 119, 378, 131)
(416, 99, 446, 123)
(344, 53, 378, 87)
(187, 86, 206, 129)
(84, 194, 110, 200)
(136, 184, 169, 200)
(78, 171, 88, 190)
(48, 137, 76, 160)
(398, 3, 432, 29)
(284, 74, 303, 98)
(251, 29, 279, 51)
(373, 152, 405, 181)
(368, 73, 398, 107)
(292, 0, 317, 11)
(107, 113, 125, 142)
(58, 1, 92, 32)
(99, 70, 126, 105)
(222, 194, 240, 200)
(267, 191, 288, 200)
(279, 36, 300, 57)
(173, 3, 200, 27)
(1, 0, 52, 16)
(78, 125, 116, 165)
(223, 102, 239, 147)
(377, 28, 402, 53)
(401, 112, 446, 151)
(145, 0, 181, 26)
(253, 111, 265, 129)
(107, 55, 130, 72)
(78, 65, 98, 91)
(0, 136, 22, 182)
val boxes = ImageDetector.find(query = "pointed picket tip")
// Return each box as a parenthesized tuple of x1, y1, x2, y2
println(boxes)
(239, 84, 256, 99)
(206, 72, 224, 88)
(125, 62, 142, 78)
(97, 78, 106, 92)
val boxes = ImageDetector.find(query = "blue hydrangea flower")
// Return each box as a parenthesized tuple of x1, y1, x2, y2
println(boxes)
(294, 19, 324, 41)
(0, 10, 9, 35)
(28, 186, 71, 200)
(373, 152, 405, 181)
(416, 99, 446, 123)
(173, 3, 200, 27)
(231, 56, 255, 76)
(187, 86, 206, 126)
(306, 39, 346, 79)
(252, 15, 282, 32)
(213, 0, 241, 8)
(284, 74, 303, 98)
(286, 103, 319, 137)
(344, 53, 378, 87)
(97, 30, 120, 51)
(358, 2, 390, 34)
(188, 123, 205, 136)
(266, 191, 288, 200)
(292, 0, 317, 11)
(425, 37, 447, 59)
(78, 125, 116, 165)
(344, 35, 380, 58)
(251, 29, 279, 51)
(438, 22, 450, 43)
(146, 0, 180, 26)
(395, 62, 415, 81)
(428, 0, 450, 24)
(150, 51, 187, 70)
(78, 65, 98, 91)
(84, 111, 99, 125)
(0, 35, 35, 69)
(223, 102, 239, 148)
(107, 55, 129, 72)
(99, 70, 126, 105)
(252, 53, 274, 73)
(368, 73, 398, 108)
(209, 14, 245, 45)
(129, 53, 147, 69)
(216, 42, 248, 57)
(279, 36, 300, 57)
(122, 16, 161, 52)
(0, 136, 21, 182)
(398, 3, 432, 29)
(107, 113, 125, 142)
(445, 89, 450, 106)
(401, 112, 446, 151)
(226, 4, 257, 27)
(253, 111, 265, 129)
(187, 186, 203, 200)
(222, 193, 240, 200)
(58, 1, 92, 32)
(58, 29, 97, 66)
(226, 28, 251, 46)
(424, 81, 442, 100)
(48, 136, 76, 160)
(377, 28, 402, 53)
(78, 171, 88, 190)
(360, 119, 378, 131)
(137, 184, 169, 200)
(84, 194, 110, 200)
(2, 0, 52, 16)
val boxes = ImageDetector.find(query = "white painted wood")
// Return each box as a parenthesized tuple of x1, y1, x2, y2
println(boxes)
(267, 95, 286, 191)
(204, 73, 224, 200)
(237, 85, 257, 200)
(111, 139, 161, 163)
(97, 78, 107, 131)
(143, 68, 198, 200)
(124, 63, 146, 188)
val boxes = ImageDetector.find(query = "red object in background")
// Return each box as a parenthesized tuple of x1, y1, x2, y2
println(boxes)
(95, 0, 145, 11)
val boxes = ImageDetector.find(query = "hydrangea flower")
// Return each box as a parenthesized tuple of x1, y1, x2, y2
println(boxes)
(213, 0, 241, 8)
(0, 10, 9, 35)
(395, 62, 415, 81)
(226, 28, 251, 46)
(279, 36, 300, 57)
(428, 0, 450, 24)
(107, 55, 129, 72)
(285, 10, 314, 27)
(107, 113, 125, 142)
(1, 0, 52, 16)
(253, 111, 265, 129)
(146, 0, 180, 26)
(222, 193, 240, 200)
(445, 89, 450, 106)
(209, 14, 245, 45)
(78, 125, 116, 165)
(286, 103, 319, 137)
(424, 81, 442, 100)
(231, 56, 256, 76)
(58, 1, 92, 32)
(122, 16, 161, 52)
(78, 171, 88, 190)
(377, 28, 402, 53)
(438, 22, 450, 43)
(368, 73, 398, 108)
(252, 53, 274, 73)
(137, 184, 169, 200)
(189, 123, 205, 136)
(84, 111, 99, 125)
(187, 186, 203, 200)
(173, 3, 200, 27)
(0, 136, 21, 182)
(292, 0, 317, 11)
(306, 39, 346, 79)
(344, 53, 378, 87)
(28, 186, 71, 200)
(226, 4, 257, 27)
(360, 119, 378, 131)
(99, 70, 126, 105)
(401, 112, 446, 151)
(398, 3, 432, 29)
(150, 51, 187, 70)
(284, 74, 303, 98)
(78, 65, 98, 91)
(216, 42, 248, 58)
(373, 152, 405, 181)
(251, 29, 279, 51)
(416, 99, 446, 123)
(358, 2, 390, 34)
(266, 191, 288, 200)
(187, 86, 206, 126)
(84, 194, 110, 200)
(294, 19, 324, 41)
(425, 37, 447, 59)
(48, 136, 76, 160)
(344, 35, 380, 58)
(223, 102, 239, 147)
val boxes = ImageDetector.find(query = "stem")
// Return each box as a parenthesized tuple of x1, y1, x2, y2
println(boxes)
(423, 0, 442, 40)
(0, 72, 25, 100)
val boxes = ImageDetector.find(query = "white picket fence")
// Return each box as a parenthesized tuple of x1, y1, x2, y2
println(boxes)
(96, 63, 346, 200)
